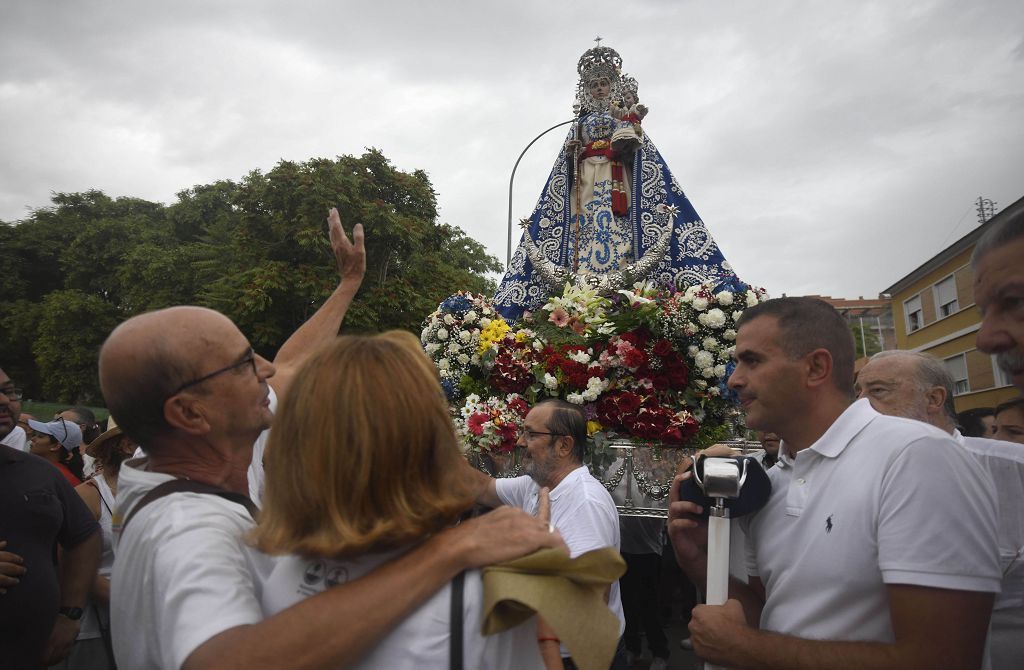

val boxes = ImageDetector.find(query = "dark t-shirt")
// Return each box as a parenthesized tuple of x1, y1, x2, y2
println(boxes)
(0, 445, 99, 668)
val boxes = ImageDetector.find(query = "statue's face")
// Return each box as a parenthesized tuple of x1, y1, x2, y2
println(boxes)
(589, 77, 610, 100)
(622, 91, 636, 107)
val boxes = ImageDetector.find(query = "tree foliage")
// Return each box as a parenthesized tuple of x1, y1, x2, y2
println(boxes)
(0, 150, 501, 403)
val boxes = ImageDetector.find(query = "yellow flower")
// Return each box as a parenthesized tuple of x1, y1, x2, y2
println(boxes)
(477, 318, 511, 354)
(586, 420, 603, 436)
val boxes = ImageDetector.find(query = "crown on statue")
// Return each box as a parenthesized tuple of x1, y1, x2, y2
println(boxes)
(577, 45, 622, 82)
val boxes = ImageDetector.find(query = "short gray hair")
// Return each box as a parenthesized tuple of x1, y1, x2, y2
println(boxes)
(972, 198, 1024, 267)
(869, 350, 957, 421)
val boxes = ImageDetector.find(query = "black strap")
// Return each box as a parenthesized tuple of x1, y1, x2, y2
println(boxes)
(121, 479, 258, 532)
(86, 478, 114, 517)
(449, 571, 465, 670)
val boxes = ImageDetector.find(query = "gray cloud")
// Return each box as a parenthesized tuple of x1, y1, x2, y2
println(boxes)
(2, 0, 1022, 300)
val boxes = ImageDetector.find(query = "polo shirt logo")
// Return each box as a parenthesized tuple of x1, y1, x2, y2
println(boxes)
(826, 514, 834, 534)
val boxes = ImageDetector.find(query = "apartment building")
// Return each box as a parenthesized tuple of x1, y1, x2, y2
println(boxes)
(882, 196, 1022, 411)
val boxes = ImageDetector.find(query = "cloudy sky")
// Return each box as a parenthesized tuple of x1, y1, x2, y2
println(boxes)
(3, 0, 1022, 299)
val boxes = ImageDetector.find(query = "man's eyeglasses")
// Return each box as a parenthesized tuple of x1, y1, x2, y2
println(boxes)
(518, 428, 564, 441)
(0, 386, 24, 401)
(171, 348, 258, 395)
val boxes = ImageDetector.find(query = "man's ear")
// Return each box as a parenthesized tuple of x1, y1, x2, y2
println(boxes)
(924, 386, 947, 417)
(163, 395, 211, 436)
(557, 435, 575, 458)
(805, 348, 835, 389)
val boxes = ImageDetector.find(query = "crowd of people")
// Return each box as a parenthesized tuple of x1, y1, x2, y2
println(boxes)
(1, 203, 1023, 670)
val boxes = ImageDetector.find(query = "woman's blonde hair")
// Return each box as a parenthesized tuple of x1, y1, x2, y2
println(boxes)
(251, 330, 475, 557)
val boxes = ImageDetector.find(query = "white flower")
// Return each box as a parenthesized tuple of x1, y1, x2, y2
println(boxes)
(718, 349, 731, 361)
(543, 373, 559, 390)
(702, 337, 719, 351)
(687, 345, 699, 356)
(568, 350, 592, 364)
(732, 310, 743, 321)
(457, 353, 470, 365)
(701, 367, 716, 379)
(695, 379, 708, 389)
(714, 364, 727, 377)
(444, 314, 456, 325)
(586, 376, 606, 391)
(582, 387, 600, 402)
(716, 291, 734, 306)
(695, 350, 715, 370)
(465, 393, 481, 405)
(447, 341, 460, 354)
(746, 290, 759, 308)
(479, 317, 492, 328)
(464, 310, 478, 323)
(459, 330, 472, 343)
(692, 297, 709, 311)
(684, 322, 699, 336)
(470, 354, 481, 365)
(723, 329, 737, 341)
(420, 327, 430, 341)
(703, 308, 727, 328)
(437, 328, 449, 341)
(707, 386, 722, 397)
(566, 392, 585, 405)
(533, 340, 544, 351)
(438, 358, 450, 371)
(425, 343, 441, 354)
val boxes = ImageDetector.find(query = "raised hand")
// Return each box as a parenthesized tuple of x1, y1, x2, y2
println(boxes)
(327, 207, 366, 283)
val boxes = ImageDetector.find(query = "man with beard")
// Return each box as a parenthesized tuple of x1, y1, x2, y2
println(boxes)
(471, 398, 624, 667)
(974, 199, 1024, 391)
(1, 367, 101, 667)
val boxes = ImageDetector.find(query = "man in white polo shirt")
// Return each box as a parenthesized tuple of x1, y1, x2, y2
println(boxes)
(471, 398, 625, 668)
(856, 349, 1024, 669)
(668, 297, 1001, 669)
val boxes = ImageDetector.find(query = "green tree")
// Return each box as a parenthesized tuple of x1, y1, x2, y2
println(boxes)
(850, 321, 882, 359)
(2, 150, 502, 401)
(32, 290, 121, 404)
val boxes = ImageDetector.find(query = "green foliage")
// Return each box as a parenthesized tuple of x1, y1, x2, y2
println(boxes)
(0, 151, 501, 403)
(850, 321, 882, 359)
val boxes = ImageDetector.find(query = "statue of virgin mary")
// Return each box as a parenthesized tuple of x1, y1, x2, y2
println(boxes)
(493, 44, 735, 321)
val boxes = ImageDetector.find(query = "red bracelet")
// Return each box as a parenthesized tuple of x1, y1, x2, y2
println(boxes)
(537, 636, 561, 643)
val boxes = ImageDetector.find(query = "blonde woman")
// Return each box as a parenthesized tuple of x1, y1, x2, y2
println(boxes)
(251, 332, 544, 669)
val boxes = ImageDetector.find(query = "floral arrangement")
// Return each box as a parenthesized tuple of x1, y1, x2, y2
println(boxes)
(457, 393, 529, 455)
(422, 279, 767, 456)
(420, 292, 505, 400)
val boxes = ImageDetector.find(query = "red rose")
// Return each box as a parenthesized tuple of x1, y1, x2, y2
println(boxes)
(652, 339, 673, 357)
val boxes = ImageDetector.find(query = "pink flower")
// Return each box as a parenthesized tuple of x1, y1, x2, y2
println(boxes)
(549, 308, 570, 327)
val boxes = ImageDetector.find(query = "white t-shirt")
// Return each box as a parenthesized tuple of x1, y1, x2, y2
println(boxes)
(257, 550, 543, 670)
(741, 399, 1001, 642)
(957, 431, 1024, 610)
(111, 459, 275, 670)
(246, 387, 276, 509)
(0, 425, 28, 451)
(496, 466, 624, 637)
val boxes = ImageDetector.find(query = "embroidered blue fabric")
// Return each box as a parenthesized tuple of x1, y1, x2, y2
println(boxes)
(493, 116, 736, 322)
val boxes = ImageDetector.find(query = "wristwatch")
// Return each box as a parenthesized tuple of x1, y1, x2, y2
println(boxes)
(58, 606, 84, 620)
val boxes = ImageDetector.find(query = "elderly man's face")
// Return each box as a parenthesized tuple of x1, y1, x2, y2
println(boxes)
(0, 368, 21, 440)
(854, 357, 932, 422)
(975, 237, 1024, 390)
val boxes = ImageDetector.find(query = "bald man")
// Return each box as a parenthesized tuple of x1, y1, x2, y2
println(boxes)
(103, 209, 563, 670)
(856, 350, 1024, 669)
